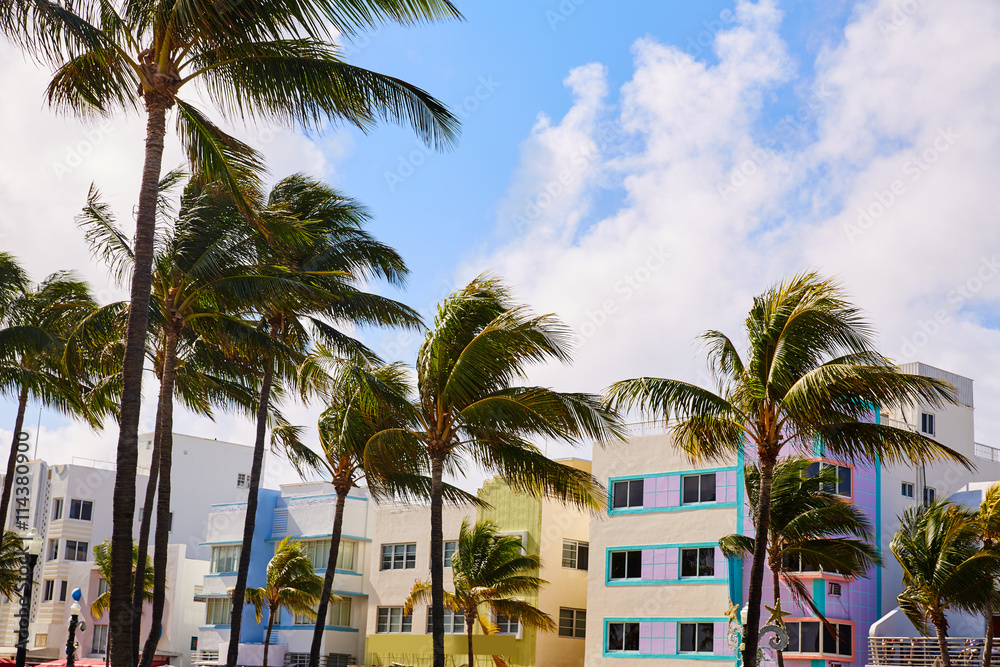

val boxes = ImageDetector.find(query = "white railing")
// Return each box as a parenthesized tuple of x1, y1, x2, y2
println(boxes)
(869, 637, 1000, 666)
(191, 650, 220, 665)
(624, 420, 670, 437)
(974, 442, 1000, 463)
(880, 416, 919, 432)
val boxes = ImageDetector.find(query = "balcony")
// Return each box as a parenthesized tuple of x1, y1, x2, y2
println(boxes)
(974, 442, 1000, 463)
(869, 637, 1000, 667)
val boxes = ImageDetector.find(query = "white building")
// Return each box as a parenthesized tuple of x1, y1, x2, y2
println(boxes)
(0, 433, 254, 667)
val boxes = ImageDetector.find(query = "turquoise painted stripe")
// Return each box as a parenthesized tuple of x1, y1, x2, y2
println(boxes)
(812, 578, 825, 615)
(265, 533, 372, 543)
(609, 502, 738, 516)
(204, 572, 237, 577)
(875, 408, 883, 619)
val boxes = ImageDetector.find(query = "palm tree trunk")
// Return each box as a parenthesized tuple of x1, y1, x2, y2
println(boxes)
(308, 487, 348, 667)
(110, 97, 170, 667)
(0, 386, 29, 528)
(139, 327, 179, 667)
(226, 358, 274, 667)
(933, 612, 952, 667)
(466, 611, 475, 667)
(133, 405, 163, 664)
(985, 597, 994, 667)
(772, 563, 784, 667)
(743, 455, 776, 667)
(430, 455, 445, 667)
(263, 610, 275, 667)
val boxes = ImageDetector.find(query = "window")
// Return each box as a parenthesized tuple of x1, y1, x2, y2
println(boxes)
(92, 625, 109, 654)
(34, 634, 47, 649)
(335, 540, 356, 571)
(380, 543, 416, 570)
(206, 598, 232, 625)
(52, 498, 63, 521)
(327, 598, 352, 627)
(611, 479, 644, 509)
(59, 581, 67, 602)
(43, 580, 54, 602)
(558, 608, 586, 638)
(496, 615, 519, 635)
(785, 622, 852, 656)
(292, 608, 314, 625)
(190, 637, 198, 651)
(376, 607, 412, 633)
(443, 541, 458, 568)
(98, 578, 110, 596)
(680, 548, 715, 578)
(168, 511, 173, 532)
(236, 473, 249, 488)
(562, 540, 589, 570)
(65, 540, 88, 561)
(69, 499, 93, 521)
(921, 412, 935, 436)
(679, 622, 714, 653)
(924, 487, 936, 504)
(829, 582, 842, 596)
(607, 622, 640, 652)
(902, 482, 914, 498)
(780, 552, 819, 573)
(47, 539, 58, 561)
(682, 474, 717, 504)
(426, 608, 465, 634)
(210, 545, 241, 573)
(609, 550, 642, 580)
(806, 462, 852, 498)
(299, 539, 356, 571)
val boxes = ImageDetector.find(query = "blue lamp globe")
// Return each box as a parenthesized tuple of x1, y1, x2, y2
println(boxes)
(71, 588, 82, 602)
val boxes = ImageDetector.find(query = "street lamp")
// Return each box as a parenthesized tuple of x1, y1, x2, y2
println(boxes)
(15, 528, 43, 667)
(725, 600, 789, 667)
(67, 588, 84, 667)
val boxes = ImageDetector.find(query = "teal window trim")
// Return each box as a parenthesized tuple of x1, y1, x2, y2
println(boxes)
(609, 502, 737, 516)
(608, 466, 738, 484)
(605, 543, 728, 585)
(602, 617, 728, 659)
(607, 467, 739, 515)
(264, 533, 372, 543)
(199, 625, 231, 630)
(204, 572, 237, 577)
(199, 540, 243, 546)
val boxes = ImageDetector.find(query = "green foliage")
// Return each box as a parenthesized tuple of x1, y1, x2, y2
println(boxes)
(90, 539, 155, 618)
(232, 537, 324, 624)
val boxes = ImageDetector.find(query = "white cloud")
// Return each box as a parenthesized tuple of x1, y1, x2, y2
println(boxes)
(470, 0, 1000, 465)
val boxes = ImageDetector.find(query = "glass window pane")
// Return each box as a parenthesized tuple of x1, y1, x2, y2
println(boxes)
(682, 476, 700, 503)
(700, 474, 716, 502)
(608, 623, 624, 651)
(381, 545, 392, 570)
(681, 549, 698, 577)
(801, 622, 820, 653)
(628, 480, 644, 507)
(559, 609, 574, 637)
(822, 463, 836, 494)
(806, 462, 820, 478)
(626, 551, 642, 579)
(786, 622, 799, 652)
(562, 541, 576, 568)
(578, 544, 589, 570)
(838, 466, 852, 496)
(575, 611, 586, 638)
(839, 624, 852, 656)
(613, 482, 629, 509)
(823, 624, 837, 654)
(699, 548, 715, 577)
(680, 623, 695, 652)
(610, 552, 626, 579)
(624, 623, 640, 651)
(697, 623, 714, 653)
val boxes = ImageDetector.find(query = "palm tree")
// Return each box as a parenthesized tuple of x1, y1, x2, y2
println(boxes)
(363, 274, 623, 667)
(0, 532, 25, 601)
(604, 272, 971, 664)
(0, 4, 461, 661)
(90, 538, 156, 665)
(977, 483, 1000, 667)
(404, 519, 555, 667)
(0, 261, 103, 527)
(720, 458, 881, 667)
(232, 537, 323, 667)
(226, 175, 425, 667)
(892, 498, 1000, 667)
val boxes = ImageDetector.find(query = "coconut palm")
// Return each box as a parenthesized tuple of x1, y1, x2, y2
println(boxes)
(720, 458, 881, 667)
(0, 532, 25, 601)
(604, 272, 971, 664)
(0, 262, 104, 528)
(362, 274, 622, 667)
(0, 3, 461, 660)
(232, 537, 323, 667)
(892, 498, 1000, 667)
(90, 538, 156, 665)
(226, 175, 425, 667)
(404, 519, 555, 667)
(977, 483, 1000, 667)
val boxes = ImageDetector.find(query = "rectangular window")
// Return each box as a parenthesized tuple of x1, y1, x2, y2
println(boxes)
(376, 607, 412, 633)
(680, 547, 716, 578)
(821, 623, 852, 656)
(210, 545, 241, 573)
(780, 552, 819, 573)
(69, 499, 93, 521)
(206, 598, 232, 625)
(380, 543, 416, 570)
(612, 479, 644, 509)
(43, 580, 54, 602)
(293, 608, 315, 625)
(682, 474, 717, 504)
(801, 621, 820, 653)
(807, 462, 852, 498)
(607, 622, 640, 652)
(561, 540, 589, 570)
(190, 637, 198, 651)
(924, 487, 936, 504)
(558, 608, 586, 638)
(785, 620, 851, 655)
(47, 539, 58, 561)
(52, 498, 63, 521)
(902, 482, 914, 498)
(236, 473, 249, 488)
(327, 598, 352, 627)
(65, 540, 88, 561)
(59, 581, 67, 602)
(496, 615, 519, 635)
(336, 540, 356, 571)
(300, 540, 331, 570)
(679, 622, 714, 653)
(443, 541, 458, 568)
(92, 625, 109, 654)
(609, 550, 642, 580)
(426, 608, 466, 634)
(98, 578, 110, 596)
(921, 412, 935, 436)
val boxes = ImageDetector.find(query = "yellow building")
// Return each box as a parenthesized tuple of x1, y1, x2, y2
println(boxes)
(363, 459, 592, 667)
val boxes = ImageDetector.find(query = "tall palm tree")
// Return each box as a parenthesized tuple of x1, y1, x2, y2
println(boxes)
(0, 263, 103, 527)
(0, 4, 461, 661)
(226, 175, 425, 667)
(232, 537, 323, 667)
(977, 483, 1000, 667)
(363, 274, 623, 667)
(0, 532, 25, 601)
(720, 458, 881, 667)
(90, 538, 156, 665)
(404, 519, 555, 667)
(892, 498, 1000, 667)
(604, 272, 971, 664)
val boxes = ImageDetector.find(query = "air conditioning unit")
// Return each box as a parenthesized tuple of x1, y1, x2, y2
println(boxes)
(829, 582, 842, 596)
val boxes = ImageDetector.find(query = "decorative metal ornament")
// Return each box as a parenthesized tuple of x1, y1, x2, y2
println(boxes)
(725, 599, 790, 667)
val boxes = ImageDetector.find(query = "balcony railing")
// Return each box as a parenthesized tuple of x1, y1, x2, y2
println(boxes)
(869, 637, 1000, 667)
(974, 442, 1000, 463)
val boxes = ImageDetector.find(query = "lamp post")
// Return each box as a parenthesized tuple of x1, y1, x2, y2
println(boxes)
(15, 528, 43, 667)
(67, 588, 82, 667)
(726, 600, 789, 667)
